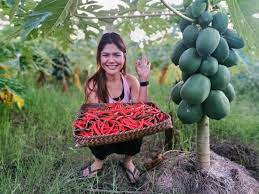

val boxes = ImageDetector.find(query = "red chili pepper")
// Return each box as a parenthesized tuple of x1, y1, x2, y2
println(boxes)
(90, 123, 101, 135)
(74, 103, 167, 137)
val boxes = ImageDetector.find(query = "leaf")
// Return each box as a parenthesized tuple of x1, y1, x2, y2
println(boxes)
(21, 0, 76, 38)
(70, 0, 79, 16)
(20, 11, 52, 39)
(226, 0, 259, 54)
(0, 77, 24, 94)
(9, 0, 20, 21)
(52, 20, 74, 48)
(183, 0, 192, 8)
(13, 93, 24, 109)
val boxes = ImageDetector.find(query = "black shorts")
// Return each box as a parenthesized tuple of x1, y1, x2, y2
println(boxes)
(89, 138, 143, 160)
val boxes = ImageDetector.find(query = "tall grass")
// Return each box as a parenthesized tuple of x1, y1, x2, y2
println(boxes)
(0, 73, 258, 193)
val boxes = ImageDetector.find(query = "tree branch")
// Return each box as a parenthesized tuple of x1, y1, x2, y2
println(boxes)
(160, 0, 194, 22)
(206, 0, 211, 11)
(74, 12, 177, 20)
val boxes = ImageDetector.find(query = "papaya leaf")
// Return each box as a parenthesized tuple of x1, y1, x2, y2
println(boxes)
(0, 77, 24, 94)
(52, 20, 74, 48)
(20, 11, 51, 39)
(21, 0, 76, 38)
(226, 0, 259, 54)
(9, 0, 20, 21)
(183, 0, 192, 8)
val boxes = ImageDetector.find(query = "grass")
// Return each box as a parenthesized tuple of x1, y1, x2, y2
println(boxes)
(0, 73, 258, 193)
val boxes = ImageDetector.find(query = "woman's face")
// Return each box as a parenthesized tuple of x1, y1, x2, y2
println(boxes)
(100, 43, 125, 75)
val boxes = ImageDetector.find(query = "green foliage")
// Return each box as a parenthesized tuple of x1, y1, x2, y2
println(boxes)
(226, 0, 259, 55)
(21, 0, 77, 38)
(0, 77, 24, 94)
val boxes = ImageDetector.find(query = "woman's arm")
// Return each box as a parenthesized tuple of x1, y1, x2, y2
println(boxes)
(133, 53, 151, 103)
(127, 74, 148, 103)
(84, 80, 99, 103)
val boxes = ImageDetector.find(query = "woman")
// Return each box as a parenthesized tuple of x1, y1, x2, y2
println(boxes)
(82, 32, 150, 183)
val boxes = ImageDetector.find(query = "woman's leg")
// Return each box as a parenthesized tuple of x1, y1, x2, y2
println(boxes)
(122, 155, 140, 183)
(114, 139, 143, 183)
(81, 144, 115, 177)
(123, 155, 136, 170)
(81, 157, 104, 177)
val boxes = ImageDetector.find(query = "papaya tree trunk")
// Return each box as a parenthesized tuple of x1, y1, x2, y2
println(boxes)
(196, 116, 210, 169)
(37, 71, 46, 87)
(62, 77, 68, 92)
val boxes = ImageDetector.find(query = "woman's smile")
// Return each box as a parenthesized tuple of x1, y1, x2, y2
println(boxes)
(105, 64, 120, 70)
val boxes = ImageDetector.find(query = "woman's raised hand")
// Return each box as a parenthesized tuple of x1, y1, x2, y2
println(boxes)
(135, 53, 151, 81)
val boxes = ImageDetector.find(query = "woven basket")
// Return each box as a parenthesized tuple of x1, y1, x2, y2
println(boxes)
(73, 102, 173, 147)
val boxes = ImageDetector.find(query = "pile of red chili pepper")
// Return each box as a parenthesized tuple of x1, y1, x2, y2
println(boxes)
(73, 103, 167, 137)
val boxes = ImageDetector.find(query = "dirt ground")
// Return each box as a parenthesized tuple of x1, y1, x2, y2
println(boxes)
(74, 134, 258, 193)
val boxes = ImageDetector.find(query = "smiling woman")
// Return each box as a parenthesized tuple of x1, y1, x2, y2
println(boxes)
(81, 31, 151, 183)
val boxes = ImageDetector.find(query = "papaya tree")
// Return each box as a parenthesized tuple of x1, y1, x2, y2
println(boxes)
(166, 0, 246, 169)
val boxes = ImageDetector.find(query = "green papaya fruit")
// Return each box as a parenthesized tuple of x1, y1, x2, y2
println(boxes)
(222, 49, 239, 67)
(222, 83, 235, 102)
(196, 27, 220, 57)
(210, 65, 231, 90)
(198, 11, 213, 28)
(203, 90, 230, 120)
(183, 25, 199, 47)
(180, 20, 192, 32)
(223, 29, 244, 49)
(182, 71, 191, 82)
(192, 0, 207, 18)
(199, 56, 218, 76)
(180, 73, 211, 105)
(212, 12, 228, 34)
(171, 81, 184, 104)
(179, 48, 202, 74)
(212, 37, 229, 63)
(171, 40, 188, 66)
(177, 100, 203, 124)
